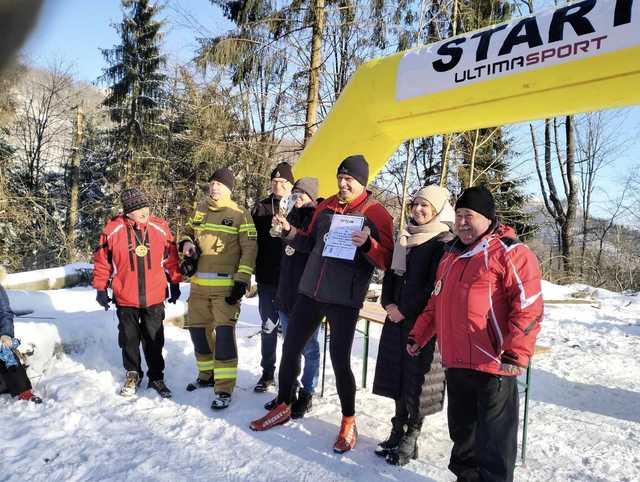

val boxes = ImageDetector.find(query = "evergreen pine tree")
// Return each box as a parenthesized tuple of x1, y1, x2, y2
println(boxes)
(99, 0, 167, 185)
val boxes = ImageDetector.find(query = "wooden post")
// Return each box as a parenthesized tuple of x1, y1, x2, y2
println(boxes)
(66, 102, 84, 262)
(304, 0, 326, 145)
(399, 146, 412, 231)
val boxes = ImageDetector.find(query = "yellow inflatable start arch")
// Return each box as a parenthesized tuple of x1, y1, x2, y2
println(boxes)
(293, 0, 640, 196)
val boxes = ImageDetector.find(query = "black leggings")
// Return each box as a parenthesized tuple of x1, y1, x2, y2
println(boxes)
(277, 294, 358, 416)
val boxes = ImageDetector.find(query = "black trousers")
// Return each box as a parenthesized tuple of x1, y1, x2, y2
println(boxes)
(277, 294, 358, 416)
(0, 358, 32, 396)
(116, 303, 165, 382)
(446, 368, 519, 482)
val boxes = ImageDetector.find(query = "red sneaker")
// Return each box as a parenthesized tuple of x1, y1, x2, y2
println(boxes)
(249, 402, 291, 431)
(333, 415, 357, 453)
(17, 390, 43, 404)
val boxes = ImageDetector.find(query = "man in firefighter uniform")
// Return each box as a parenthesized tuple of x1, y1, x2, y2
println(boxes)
(93, 188, 182, 398)
(180, 168, 257, 409)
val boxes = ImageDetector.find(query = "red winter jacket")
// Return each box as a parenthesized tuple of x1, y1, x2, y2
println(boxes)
(409, 224, 543, 376)
(93, 214, 182, 308)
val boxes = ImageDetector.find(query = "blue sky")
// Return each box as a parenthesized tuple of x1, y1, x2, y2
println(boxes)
(19, 0, 640, 220)
(21, 0, 230, 83)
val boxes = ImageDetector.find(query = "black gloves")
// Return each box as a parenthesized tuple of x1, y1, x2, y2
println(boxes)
(167, 283, 181, 304)
(96, 290, 111, 311)
(225, 281, 247, 306)
(180, 256, 198, 277)
(180, 244, 201, 277)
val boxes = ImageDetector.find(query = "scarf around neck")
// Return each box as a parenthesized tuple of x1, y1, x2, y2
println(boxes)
(390, 220, 450, 275)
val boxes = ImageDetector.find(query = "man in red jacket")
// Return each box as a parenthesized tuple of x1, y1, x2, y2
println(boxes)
(408, 186, 543, 482)
(93, 188, 182, 398)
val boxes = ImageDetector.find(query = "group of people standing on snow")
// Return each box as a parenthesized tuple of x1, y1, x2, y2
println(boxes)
(0, 153, 543, 482)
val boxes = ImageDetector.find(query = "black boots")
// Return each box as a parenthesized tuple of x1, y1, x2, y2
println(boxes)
(291, 389, 313, 419)
(186, 378, 215, 391)
(254, 375, 275, 393)
(386, 426, 420, 466)
(375, 420, 405, 457)
(148, 379, 172, 398)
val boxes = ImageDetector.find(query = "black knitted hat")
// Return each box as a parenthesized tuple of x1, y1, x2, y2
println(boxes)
(209, 167, 235, 191)
(455, 185, 496, 221)
(121, 188, 149, 215)
(270, 162, 295, 184)
(337, 154, 369, 187)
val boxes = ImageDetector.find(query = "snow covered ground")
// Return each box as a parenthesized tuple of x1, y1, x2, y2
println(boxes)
(1, 281, 639, 481)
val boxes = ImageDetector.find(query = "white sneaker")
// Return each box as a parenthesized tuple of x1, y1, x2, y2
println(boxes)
(120, 371, 140, 397)
(211, 392, 232, 410)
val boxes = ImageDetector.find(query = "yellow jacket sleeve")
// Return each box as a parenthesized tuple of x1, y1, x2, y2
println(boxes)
(180, 204, 206, 248)
(234, 208, 257, 284)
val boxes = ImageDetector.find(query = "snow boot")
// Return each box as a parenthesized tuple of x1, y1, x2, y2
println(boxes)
(291, 389, 313, 419)
(249, 402, 291, 431)
(120, 371, 141, 397)
(264, 397, 278, 410)
(375, 420, 405, 457)
(386, 426, 420, 466)
(148, 379, 172, 398)
(253, 375, 275, 393)
(17, 389, 42, 404)
(186, 378, 215, 392)
(266, 387, 297, 411)
(211, 392, 232, 410)
(333, 415, 357, 454)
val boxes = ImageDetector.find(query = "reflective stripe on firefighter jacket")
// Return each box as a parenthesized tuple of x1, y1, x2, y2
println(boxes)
(180, 196, 257, 296)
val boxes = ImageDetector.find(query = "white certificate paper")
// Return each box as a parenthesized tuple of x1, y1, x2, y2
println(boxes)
(322, 214, 365, 260)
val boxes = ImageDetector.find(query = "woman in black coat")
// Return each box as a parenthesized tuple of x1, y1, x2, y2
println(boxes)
(372, 185, 454, 465)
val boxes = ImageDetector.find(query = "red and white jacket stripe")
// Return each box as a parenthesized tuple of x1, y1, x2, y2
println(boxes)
(93, 214, 182, 308)
(409, 224, 543, 376)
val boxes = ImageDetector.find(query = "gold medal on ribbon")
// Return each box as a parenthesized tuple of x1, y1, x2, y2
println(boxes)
(135, 245, 148, 257)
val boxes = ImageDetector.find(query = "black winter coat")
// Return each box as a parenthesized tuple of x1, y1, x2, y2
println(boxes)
(286, 192, 394, 309)
(0, 285, 14, 338)
(372, 231, 452, 420)
(252, 194, 285, 286)
(275, 204, 315, 314)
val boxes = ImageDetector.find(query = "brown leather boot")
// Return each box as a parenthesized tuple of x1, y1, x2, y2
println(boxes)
(333, 415, 357, 453)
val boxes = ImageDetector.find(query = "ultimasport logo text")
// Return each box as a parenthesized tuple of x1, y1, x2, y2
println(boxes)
(396, 0, 637, 100)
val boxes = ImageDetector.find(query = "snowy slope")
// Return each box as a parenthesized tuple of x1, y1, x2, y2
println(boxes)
(1, 281, 639, 482)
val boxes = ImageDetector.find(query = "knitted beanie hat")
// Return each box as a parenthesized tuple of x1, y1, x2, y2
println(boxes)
(455, 185, 496, 221)
(270, 162, 295, 184)
(209, 167, 235, 191)
(337, 154, 368, 187)
(121, 188, 149, 215)
(293, 177, 319, 201)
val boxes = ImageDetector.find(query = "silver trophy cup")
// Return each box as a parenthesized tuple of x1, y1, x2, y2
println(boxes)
(269, 193, 297, 237)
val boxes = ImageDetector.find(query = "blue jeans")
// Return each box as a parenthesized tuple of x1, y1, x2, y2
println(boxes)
(258, 284, 279, 380)
(279, 310, 320, 394)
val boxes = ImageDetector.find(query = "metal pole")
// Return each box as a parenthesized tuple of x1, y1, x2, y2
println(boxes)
(522, 359, 533, 465)
(362, 319, 370, 388)
(321, 319, 328, 398)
